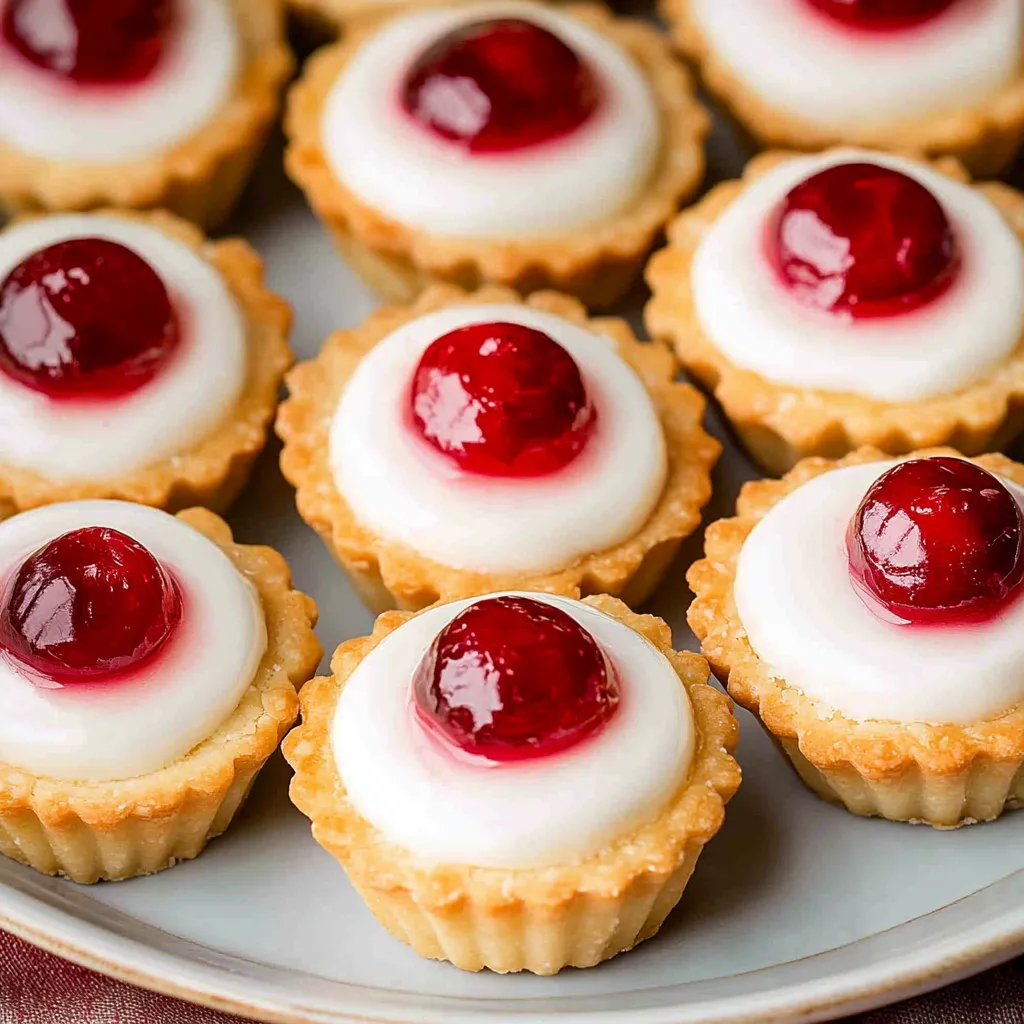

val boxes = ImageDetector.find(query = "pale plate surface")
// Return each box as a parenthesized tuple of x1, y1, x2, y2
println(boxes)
(1, 106, 1024, 1024)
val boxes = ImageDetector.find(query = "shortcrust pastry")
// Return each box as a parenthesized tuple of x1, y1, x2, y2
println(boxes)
(285, 2, 708, 309)
(689, 447, 1024, 827)
(284, 592, 739, 973)
(0, 501, 320, 883)
(646, 149, 1024, 475)
(0, 209, 292, 516)
(277, 285, 719, 613)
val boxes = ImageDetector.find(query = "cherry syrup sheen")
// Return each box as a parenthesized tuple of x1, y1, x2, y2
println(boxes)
(0, 526, 183, 686)
(412, 595, 621, 762)
(409, 320, 597, 477)
(401, 17, 601, 153)
(2, 0, 173, 86)
(770, 162, 960, 319)
(0, 237, 181, 400)
(846, 457, 1024, 625)
(804, 0, 958, 32)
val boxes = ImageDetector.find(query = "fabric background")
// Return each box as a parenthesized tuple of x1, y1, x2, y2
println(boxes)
(0, 928, 1022, 1023)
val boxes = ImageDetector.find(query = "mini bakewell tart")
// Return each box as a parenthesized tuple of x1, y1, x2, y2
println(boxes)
(0, 499, 320, 883)
(0, 209, 291, 517)
(688, 447, 1024, 827)
(284, 2, 708, 309)
(665, 0, 1024, 176)
(0, 0, 292, 228)
(284, 592, 739, 973)
(646, 149, 1024, 476)
(276, 285, 720, 613)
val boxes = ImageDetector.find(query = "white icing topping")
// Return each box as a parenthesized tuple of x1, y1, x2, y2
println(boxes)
(0, 0, 239, 162)
(332, 592, 694, 868)
(0, 500, 266, 781)
(321, 2, 660, 237)
(691, 150, 1024, 402)
(734, 460, 1024, 725)
(0, 214, 248, 481)
(689, 0, 1022, 128)
(329, 304, 667, 574)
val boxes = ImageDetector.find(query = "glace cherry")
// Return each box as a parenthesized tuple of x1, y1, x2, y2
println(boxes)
(410, 321, 596, 477)
(805, 0, 957, 32)
(2, 0, 173, 85)
(412, 595, 620, 761)
(771, 162, 959, 318)
(401, 17, 600, 153)
(847, 457, 1024, 624)
(0, 526, 183, 683)
(0, 237, 180, 399)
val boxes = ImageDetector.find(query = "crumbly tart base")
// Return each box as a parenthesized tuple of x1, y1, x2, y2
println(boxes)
(284, 594, 739, 974)
(0, 210, 293, 519)
(645, 151, 1024, 477)
(688, 446, 1024, 828)
(0, 0, 293, 229)
(0, 509, 321, 884)
(662, 1, 1024, 177)
(276, 284, 720, 613)
(284, 3, 709, 310)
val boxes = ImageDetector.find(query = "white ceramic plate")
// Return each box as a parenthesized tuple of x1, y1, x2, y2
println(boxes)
(2, 98, 1024, 1024)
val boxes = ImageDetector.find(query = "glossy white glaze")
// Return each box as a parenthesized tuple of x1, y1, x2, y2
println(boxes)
(734, 459, 1024, 724)
(0, 0, 239, 161)
(0, 500, 266, 780)
(321, 2, 659, 237)
(329, 304, 667, 574)
(691, 150, 1024, 402)
(0, 214, 247, 481)
(333, 592, 694, 868)
(689, 0, 1021, 128)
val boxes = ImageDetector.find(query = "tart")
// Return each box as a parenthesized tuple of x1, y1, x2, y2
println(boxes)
(284, 591, 739, 973)
(0, 209, 292, 517)
(0, 500, 321, 883)
(664, 0, 1024, 176)
(688, 447, 1024, 827)
(276, 284, 720, 613)
(284, 1, 708, 309)
(646, 149, 1024, 476)
(0, 0, 293, 229)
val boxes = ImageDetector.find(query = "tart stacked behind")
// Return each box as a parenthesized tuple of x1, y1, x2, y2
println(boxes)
(277, 285, 720, 613)
(0, 210, 291, 516)
(665, 0, 1024, 176)
(0, 500, 321, 883)
(285, 1, 708, 308)
(0, 0, 292, 227)
(647, 149, 1024, 475)
(689, 448, 1024, 827)
(285, 592, 739, 974)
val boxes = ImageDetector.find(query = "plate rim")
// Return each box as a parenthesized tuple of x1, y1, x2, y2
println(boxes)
(1, 864, 1023, 1024)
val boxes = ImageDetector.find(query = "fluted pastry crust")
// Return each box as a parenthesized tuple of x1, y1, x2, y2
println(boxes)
(284, 3, 709, 309)
(284, 594, 739, 974)
(0, 508, 321, 883)
(276, 284, 720, 613)
(0, 209, 293, 518)
(646, 151, 1024, 476)
(687, 446, 1024, 827)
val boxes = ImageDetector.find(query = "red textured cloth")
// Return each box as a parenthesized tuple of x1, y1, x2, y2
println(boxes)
(0, 929, 1022, 1023)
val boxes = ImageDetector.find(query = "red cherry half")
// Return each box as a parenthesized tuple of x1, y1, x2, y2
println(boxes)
(0, 237, 180, 399)
(412, 595, 620, 761)
(847, 457, 1024, 624)
(805, 0, 957, 32)
(409, 320, 596, 477)
(401, 17, 600, 153)
(770, 162, 959, 319)
(0, 526, 183, 684)
(2, 0, 173, 85)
